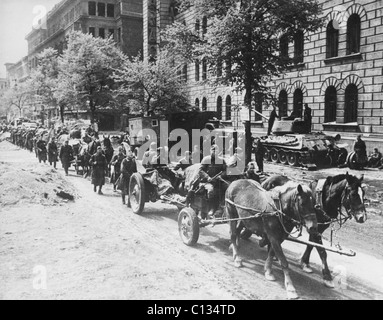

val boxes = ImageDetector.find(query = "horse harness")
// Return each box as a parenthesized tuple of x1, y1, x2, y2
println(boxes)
(225, 180, 310, 238)
(315, 179, 354, 228)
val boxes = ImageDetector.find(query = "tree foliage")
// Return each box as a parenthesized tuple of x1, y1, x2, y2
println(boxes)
(164, 0, 324, 104)
(2, 81, 33, 118)
(56, 31, 125, 121)
(113, 51, 191, 116)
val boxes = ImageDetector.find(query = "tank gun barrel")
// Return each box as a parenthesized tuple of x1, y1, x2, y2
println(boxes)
(253, 109, 269, 121)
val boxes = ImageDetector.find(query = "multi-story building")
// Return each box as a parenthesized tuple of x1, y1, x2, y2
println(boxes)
(26, 0, 143, 69)
(5, 0, 143, 127)
(146, 0, 383, 152)
(0, 78, 8, 92)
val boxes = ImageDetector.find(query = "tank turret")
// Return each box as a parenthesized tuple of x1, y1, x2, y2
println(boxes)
(260, 119, 348, 170)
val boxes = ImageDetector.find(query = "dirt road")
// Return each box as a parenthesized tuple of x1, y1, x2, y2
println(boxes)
(1, 140, 383, 300)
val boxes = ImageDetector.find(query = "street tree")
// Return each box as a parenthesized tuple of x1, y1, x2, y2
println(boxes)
(29, 48, 59, 124)
(163, 0, 324, 164)
(113, 51, 191, 116)
(56, 31, 125, 122)
(2, 81, 33, 118)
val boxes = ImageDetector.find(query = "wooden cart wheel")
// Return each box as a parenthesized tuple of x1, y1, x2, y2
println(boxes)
(270, 148, 279, 163)
(129, 173, 146, 215)
(178, 207, 200, 246)
(287, 152, 300, 166)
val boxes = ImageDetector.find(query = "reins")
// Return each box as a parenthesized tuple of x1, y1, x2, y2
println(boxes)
(225, 186, 315, 238)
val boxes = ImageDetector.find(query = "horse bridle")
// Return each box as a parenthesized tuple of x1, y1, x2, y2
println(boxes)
(275, 194, 318, 238)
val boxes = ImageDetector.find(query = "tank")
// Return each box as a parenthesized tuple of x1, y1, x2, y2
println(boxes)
(260, 119, 348, 170)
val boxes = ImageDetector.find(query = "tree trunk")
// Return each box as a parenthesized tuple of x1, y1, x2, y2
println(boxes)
(60, 104, 65, 123)
(244, 88, 252, 166)
(90, 99, 96, 122)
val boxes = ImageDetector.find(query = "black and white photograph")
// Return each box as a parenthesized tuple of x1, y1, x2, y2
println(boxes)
(0, 0, 383, 303)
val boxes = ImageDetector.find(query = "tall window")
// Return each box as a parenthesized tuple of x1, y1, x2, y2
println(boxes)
(89, 27, 96, 37)
(202, 97, 207, 111)
(325, 86, 337, 123)
(202, 16, 207, 37)
(195, 60, 200, 81)
(293, 89, 303, 118)
(326, 21, 339, 58)
(98, 3, 106, 17)
(202, 58, 207, 80)
(280, 34, 289, 59)
(347, 14, 361, 55)
(278, 90, 288, 117)
(216, 96, 223, 120)
(107, 4, 115, 18)
(99, 28, 105, 39)
(195, 98, 200, 110)
(294, 31, 304, 63)
(195, 19, 200, 35)
(345, 84, 358, 123)
(88, 1, 96, 15)
(226, 96, 232, 121)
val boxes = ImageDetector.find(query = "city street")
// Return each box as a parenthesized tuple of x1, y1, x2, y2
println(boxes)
(1, 140, 383, 300)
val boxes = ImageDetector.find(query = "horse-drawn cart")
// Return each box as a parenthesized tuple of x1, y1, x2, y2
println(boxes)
(128, 164, 358, 259)
(128, 164, 234, 246)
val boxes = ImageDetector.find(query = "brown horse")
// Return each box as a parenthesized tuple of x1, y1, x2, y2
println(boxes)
(225, 179, 318, 299)
(262, 173, 367, 288)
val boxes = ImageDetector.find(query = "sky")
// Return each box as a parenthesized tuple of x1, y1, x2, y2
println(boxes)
(0, 0, 60, 78)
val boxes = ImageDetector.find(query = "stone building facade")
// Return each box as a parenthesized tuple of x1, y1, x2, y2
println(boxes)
(5, 0, 143, 127)
(145, 0, 383, 151)
(25, 0, 143, 70)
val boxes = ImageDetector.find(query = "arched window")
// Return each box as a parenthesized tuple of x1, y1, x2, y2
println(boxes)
(216, 96, 223, 120)
(202, 58, 207, 80)
(195, 60, 200, 82)
(293, 89, 303, 118)
(325, 86, 337, 123)
(278, 90, 288, 117)
(294, 30, 304, 63)
(344, 84, 358, 123)
(225, 96, 232, 121)
(280, 34, 289, 59)
(195, 98, 200, 110)
(202, 97, 207, 111)
(326, 21, 339, 58)
(347, 14, 361, 55)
